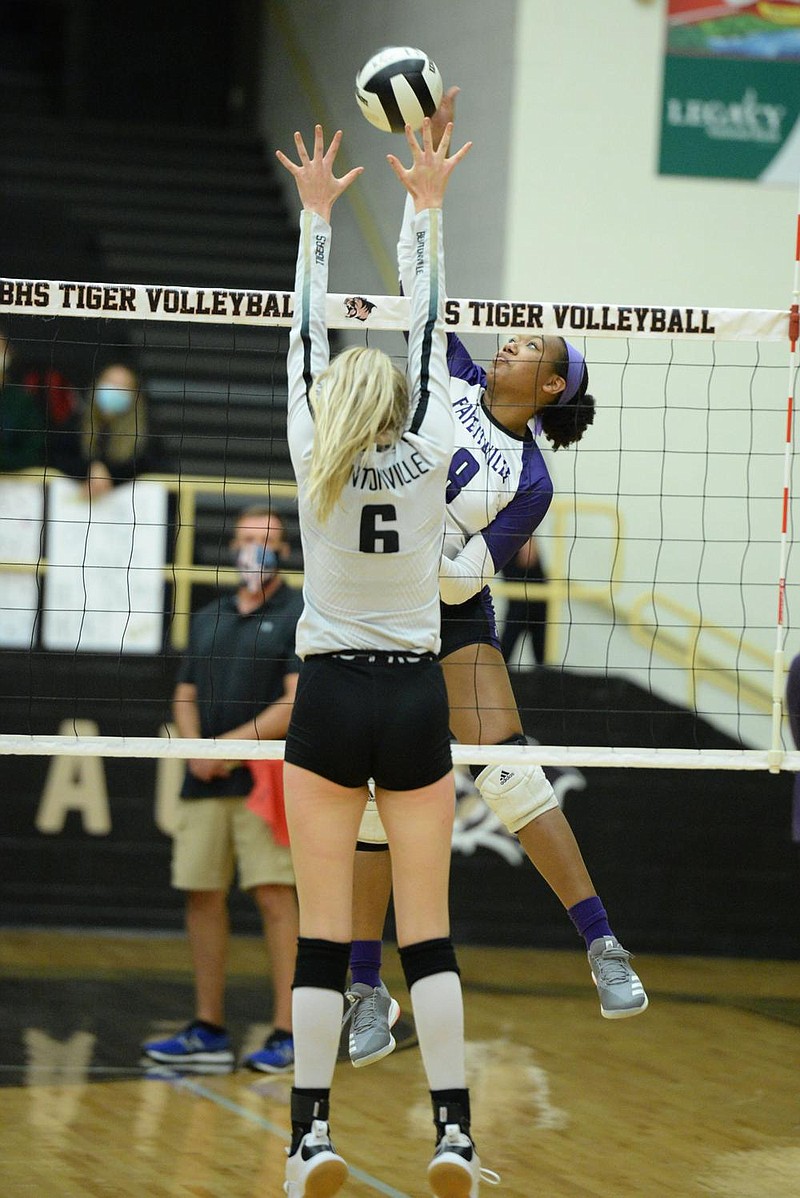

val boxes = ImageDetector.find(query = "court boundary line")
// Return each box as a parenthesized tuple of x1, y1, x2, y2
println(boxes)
(167, 1072, 412, 1198)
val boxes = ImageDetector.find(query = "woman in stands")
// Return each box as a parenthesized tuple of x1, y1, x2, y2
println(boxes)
(79, 360, 161, 497)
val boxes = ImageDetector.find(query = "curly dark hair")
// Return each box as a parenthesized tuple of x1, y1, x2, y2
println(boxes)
(539, 338, 596, 450)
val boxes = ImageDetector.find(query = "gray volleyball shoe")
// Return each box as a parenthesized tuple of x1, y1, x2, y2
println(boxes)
(588, 935, 649, 1019)
(344, 981, 401, 1067)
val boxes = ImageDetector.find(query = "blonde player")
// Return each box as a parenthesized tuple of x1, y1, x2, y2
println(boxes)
(276, 122, 497, 1197)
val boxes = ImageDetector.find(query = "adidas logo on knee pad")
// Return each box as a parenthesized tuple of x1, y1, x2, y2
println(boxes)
(474, 759, 560, 833)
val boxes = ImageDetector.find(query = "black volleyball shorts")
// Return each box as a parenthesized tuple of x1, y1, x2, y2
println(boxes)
(439, 586, 500, 657)
(284, 651, 453, 790)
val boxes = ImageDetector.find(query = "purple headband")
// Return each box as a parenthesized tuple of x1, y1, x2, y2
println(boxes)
(561, 341, 585, 405)
(533, 340, 585, 435)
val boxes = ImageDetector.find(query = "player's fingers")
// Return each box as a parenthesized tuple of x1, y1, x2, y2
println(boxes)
(294, 130, 310, 164)
(448, 138, 473, 166)
(387, 153, 414, 184)
(312, 124, 325, 158)
(436, 121, 454, 157)
(275, 149, 298, 174)
(386, 153, 405, 181)
(324, 128, 344, 163)
(338, 165, 364, 191)
(403, 123, 421, 159)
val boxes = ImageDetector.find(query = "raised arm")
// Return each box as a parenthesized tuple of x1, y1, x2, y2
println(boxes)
(396, 92, 464, 295)
(387, 120, 471, 454)
(276, 127, 363, 426)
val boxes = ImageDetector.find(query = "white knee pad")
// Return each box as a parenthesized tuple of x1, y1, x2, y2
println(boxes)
(474, 761, 559, 834)
(357, 793, 388, 846)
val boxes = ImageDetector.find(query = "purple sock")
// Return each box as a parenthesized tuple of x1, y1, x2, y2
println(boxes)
(350, 939, 382, 988)
(568, 896, 613, 949)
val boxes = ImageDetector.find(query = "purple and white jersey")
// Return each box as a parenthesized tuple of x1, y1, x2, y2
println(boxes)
(397, 196, 553, 604)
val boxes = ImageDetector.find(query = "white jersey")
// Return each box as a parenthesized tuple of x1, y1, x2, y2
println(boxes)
(286, 207, 454, 657)
(397, 197, 554, 606)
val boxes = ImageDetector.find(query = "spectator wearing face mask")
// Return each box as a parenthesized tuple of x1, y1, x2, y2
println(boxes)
(80, 360, 162, 497)
(142, 505, 304, 1075)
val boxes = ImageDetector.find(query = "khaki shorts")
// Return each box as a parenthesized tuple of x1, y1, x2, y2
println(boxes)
(171, 797, 295, 891)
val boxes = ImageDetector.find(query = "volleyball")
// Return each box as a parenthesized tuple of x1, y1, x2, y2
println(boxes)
(355, 46, 443, 133)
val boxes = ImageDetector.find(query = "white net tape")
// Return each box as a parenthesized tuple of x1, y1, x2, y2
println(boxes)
(0, 734, 797, 773)
(0, 276, 790, 339)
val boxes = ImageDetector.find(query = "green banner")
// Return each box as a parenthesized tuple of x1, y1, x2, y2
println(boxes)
(660, 3, 800, 183)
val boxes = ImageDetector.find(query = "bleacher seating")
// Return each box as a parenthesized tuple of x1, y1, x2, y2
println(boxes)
(1, 112, 303, 572)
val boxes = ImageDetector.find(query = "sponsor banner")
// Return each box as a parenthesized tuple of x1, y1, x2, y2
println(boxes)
(660, 1, 800, 183)
(0, 277, 789, 341)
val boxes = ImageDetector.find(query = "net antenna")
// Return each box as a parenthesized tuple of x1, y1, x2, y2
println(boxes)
(770, 175, 800, 772)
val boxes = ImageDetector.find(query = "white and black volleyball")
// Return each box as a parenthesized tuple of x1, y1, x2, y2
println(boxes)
(355, 46, 444, 133)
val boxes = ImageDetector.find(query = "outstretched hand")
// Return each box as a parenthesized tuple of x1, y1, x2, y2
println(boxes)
(276, 125, 363, 222)
(387, 118, 472, 213)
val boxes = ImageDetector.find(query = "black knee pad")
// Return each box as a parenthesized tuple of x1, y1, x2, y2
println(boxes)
(469, 732, 527, 782)
(399, 937, 460, 990)
(292, 937, 350, 992)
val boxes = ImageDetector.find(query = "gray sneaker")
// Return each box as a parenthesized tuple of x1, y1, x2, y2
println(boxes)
(344, 981, 401, 1068)
(588, 935, 649, 1019)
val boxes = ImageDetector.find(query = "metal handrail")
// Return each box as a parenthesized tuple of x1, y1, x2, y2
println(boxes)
(0, 467, 774, 714)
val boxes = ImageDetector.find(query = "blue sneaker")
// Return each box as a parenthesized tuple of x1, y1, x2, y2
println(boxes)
(244, 1029, 294, 1074)
(141, 1020, 234, 1068)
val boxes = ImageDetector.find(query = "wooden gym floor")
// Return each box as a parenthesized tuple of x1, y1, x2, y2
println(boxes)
(1, 929, 799, 1197)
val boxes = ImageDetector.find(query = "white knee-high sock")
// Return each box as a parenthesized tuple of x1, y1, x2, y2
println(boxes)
(409, 971, 466, 1090)
(292, 987, 343, 1089)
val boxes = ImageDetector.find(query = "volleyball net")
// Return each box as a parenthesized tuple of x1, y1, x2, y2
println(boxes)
(0, 274, 798, 774)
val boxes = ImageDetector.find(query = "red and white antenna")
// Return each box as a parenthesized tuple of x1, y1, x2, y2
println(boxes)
(770, 178, 800, 768)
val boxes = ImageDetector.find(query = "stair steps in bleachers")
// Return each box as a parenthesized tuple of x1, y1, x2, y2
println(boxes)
(0, 114, 299, 490)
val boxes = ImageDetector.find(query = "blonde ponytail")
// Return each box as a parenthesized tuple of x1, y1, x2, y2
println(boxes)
(306, 347, 409, 522)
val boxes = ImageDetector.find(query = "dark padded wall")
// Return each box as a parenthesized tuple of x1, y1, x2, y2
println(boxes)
(2, 658, 797, 958)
